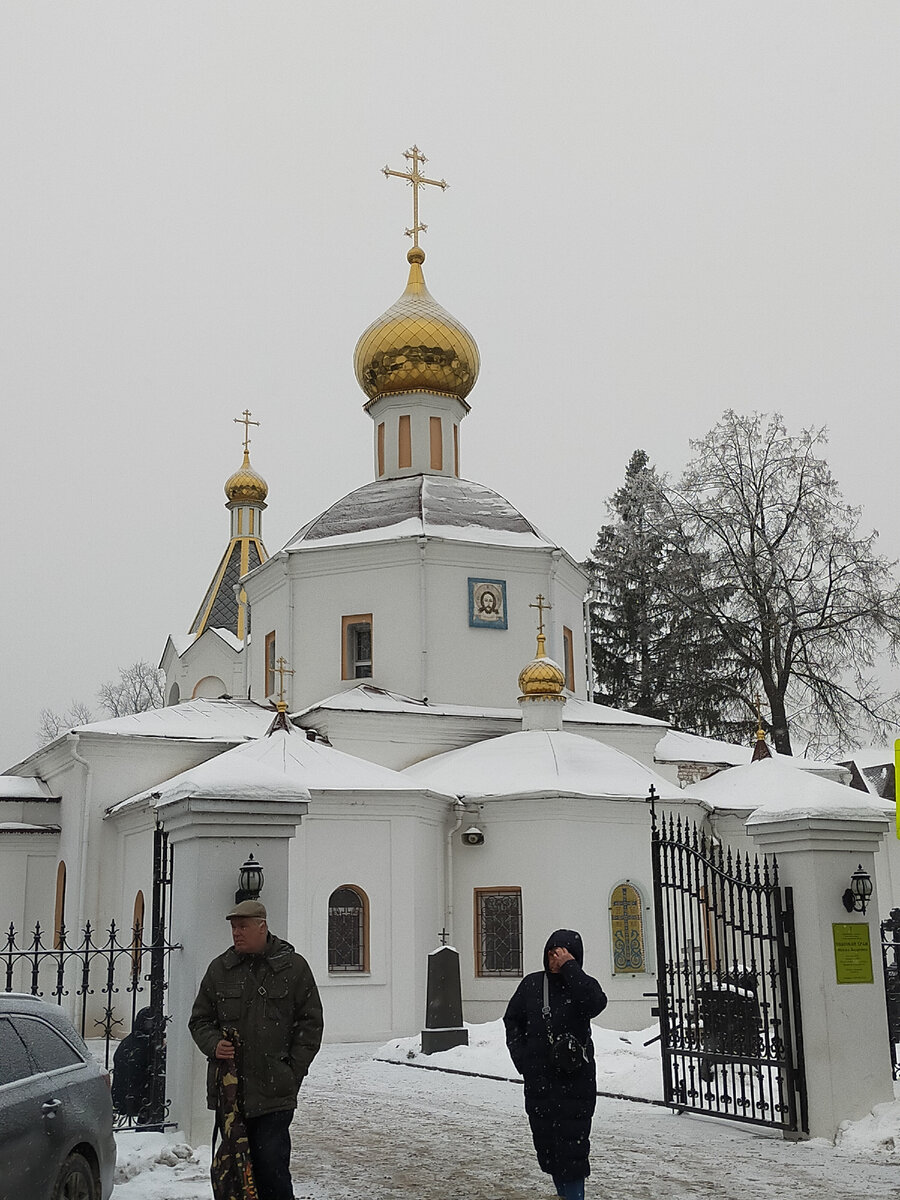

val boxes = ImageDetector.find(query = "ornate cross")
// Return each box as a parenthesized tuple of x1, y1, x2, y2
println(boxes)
(274, 656, 295, 709)
(529, 594, 552, 636)
(383, 145, 448, 247)
(234, 409, 260, 454)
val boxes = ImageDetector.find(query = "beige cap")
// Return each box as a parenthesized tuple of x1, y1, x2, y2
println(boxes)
(226, 899, 267, 921)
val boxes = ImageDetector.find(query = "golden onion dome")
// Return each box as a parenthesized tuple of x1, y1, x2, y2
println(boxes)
(225, 451, 268, 505)
(354, 247, 480, 406)
(518, 634, 566, 697)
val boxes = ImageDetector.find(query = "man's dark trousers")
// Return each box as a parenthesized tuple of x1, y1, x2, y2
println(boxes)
(246, 1110, 295, 1200)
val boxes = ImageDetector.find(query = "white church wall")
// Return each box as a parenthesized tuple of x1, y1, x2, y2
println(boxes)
(286, 793, 446, 1042)
(165, 632, 244, 705)
(452, 796, 660, 1031)
(0, 834, 58, 956)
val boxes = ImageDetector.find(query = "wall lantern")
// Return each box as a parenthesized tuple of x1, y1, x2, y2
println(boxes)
(235, 854, 264, 904)
(841, 864, 873, 915)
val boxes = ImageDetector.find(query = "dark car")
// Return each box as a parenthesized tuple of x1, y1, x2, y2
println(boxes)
(0, 992, 116, 1200)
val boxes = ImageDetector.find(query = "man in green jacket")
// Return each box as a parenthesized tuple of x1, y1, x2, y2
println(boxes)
(189, 899, 323, 1200)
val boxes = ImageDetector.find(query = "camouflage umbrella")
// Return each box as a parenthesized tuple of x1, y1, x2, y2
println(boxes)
(211, 1029, 259, 1200)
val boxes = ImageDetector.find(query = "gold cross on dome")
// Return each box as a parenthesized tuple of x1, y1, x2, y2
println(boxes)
(383, 145, 448, 247)
(529, 594, 552, 636)
(274, 656, 295, 710)
(234, 409, 260, 455)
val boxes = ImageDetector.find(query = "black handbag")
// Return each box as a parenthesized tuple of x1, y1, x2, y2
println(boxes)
(542, 974, 589, 1075)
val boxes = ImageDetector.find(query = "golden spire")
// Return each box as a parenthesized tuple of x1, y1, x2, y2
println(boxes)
(274, 657, 295, 713)
(383, 145, 448, 250)
(751, 693, 772, 761)
(225, 411, 268, 505)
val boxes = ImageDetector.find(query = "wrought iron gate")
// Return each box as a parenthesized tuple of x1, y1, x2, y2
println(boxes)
(880, 909, 900, 1079)
(2, 823, 178, 1130)
(650, 800, 807, 1134)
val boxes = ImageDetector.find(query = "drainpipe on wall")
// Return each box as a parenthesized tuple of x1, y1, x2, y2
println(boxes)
(445, 798, 466, 944)
(583, 593, 594, 701)
(418, 538, 428, 701)
(548, 549, 560, 657)
(68, 733, 92, 931)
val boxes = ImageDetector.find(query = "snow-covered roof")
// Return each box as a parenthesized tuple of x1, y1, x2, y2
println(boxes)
(294, 685, 666, 728)
(0, 776, 59, 800)
(402, 729, 685, 801)
(65, 698, 276, 742)
(656, 730, 846, 777)
(282, 475, 556, 551)
(691, 757, 889, 822)
(110, 723, 449, 815)
(0, 822, 60, 834)
(163, 628, 244, 659)
(838, 746, 894, 771)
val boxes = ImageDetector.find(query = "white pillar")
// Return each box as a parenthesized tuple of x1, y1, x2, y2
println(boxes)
(159, 793, 308, 1146)
(748, 809, 892, 1139)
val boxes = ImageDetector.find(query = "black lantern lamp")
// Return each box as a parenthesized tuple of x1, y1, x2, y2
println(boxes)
(235, 854, 264, 904)
(841, 864, 873, 914)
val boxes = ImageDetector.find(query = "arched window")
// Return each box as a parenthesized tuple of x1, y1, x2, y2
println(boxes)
(192, 675, 227, 699)
(53, 861, 67, 949)
(328, 885, 369, 973)
(609, 881, 646, 974)
(168, 682, 180, 706)
(131, 891, 145, 974)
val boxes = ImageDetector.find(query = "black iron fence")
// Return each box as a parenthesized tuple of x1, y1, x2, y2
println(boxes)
(880, 909, 900, 1080)
(1, 826, 179, 1130)
(650, 803, 807, 1134)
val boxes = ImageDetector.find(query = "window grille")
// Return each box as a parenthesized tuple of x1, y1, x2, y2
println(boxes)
(610, 881, 646, 973)
(328, 886, 367, 972)
(475, 888, 523, 977)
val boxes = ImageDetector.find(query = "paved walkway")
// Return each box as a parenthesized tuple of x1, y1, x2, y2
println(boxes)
(287, 1044, 900, 1200)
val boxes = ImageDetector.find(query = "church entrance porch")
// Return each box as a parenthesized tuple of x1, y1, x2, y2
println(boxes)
(650, 799, 807, 1135)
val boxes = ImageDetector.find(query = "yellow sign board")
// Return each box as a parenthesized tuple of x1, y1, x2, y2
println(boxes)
(833, 923, 874, 984)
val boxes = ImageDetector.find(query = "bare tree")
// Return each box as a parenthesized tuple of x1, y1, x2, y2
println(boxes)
(661, 411, 900, 755)
(37, 700, 96, 744)
(37, 660, 164, 745)
(97, 661, 165, 717)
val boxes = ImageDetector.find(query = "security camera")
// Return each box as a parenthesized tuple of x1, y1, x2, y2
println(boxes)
(462, 826, 485, 846)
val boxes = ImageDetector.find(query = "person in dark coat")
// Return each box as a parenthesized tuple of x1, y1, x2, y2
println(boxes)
(504, 929, 607, 1200)
(112, 1006, 160, 1121)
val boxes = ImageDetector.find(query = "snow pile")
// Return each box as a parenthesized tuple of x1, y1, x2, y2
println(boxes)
(113, 1132, 209, 1199)
(836, 1092, 900, 1158)
(375, 1018, 664, 1101)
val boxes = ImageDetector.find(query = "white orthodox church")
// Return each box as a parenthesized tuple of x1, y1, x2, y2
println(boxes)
(2, 155, 897, 1069)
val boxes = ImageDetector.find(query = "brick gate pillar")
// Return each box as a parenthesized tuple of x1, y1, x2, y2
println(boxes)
(157, 791, 309, 1146)
(748, 795, 892, 1140)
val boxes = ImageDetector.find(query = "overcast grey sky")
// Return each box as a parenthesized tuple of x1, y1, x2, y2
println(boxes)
(2, 3, 898, 766)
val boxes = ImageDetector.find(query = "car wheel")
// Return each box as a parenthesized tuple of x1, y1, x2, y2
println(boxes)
(51, 1152, 98, 1200)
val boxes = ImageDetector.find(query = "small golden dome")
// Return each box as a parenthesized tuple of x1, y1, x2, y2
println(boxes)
(225, 451, 268, 505)
(354, 247, 480, 406)
(518, 634, 566, 697)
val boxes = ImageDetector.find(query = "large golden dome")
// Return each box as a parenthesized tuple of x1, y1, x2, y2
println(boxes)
(354, 247, 480, 406)
(518, 634, 566, 697)
(225, 451, 268, 505)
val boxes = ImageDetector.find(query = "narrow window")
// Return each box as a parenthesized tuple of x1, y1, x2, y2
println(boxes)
(249, 508, 255, 534)
(453, 424, 459, 476)
(377, 422, 385, 476)
(562, 626, 575, 691)
(168, 682, 180, 706)
(398, 415, 412, 469)
(237, 508, 243, 534)
(265, 631, 276, 696)
(430, 416, 443, 470)
(131, 891, 145, 975)
(328, 885, 369, 972)
(475, 888, 523, 978)
(609, 882, 646, 973)
(53, 861, 67, 950)
(342, 614, 373, 680)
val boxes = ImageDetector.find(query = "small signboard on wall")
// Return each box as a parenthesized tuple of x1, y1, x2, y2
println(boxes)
(833, 923, 874, 984)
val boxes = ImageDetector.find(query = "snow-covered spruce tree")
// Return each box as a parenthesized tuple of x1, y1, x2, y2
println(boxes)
(663, 411, 900, 756)
(585, 450, 747, 737)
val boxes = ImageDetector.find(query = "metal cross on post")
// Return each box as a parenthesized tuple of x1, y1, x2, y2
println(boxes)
(383, 145, 448, 247)
(529, 593, 552, 636)
(274, 656, 294, 711)
(233, 409, 260, 454)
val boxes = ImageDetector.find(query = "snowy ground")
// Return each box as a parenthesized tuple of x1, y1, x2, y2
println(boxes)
(112, 1022, 900, 1199)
